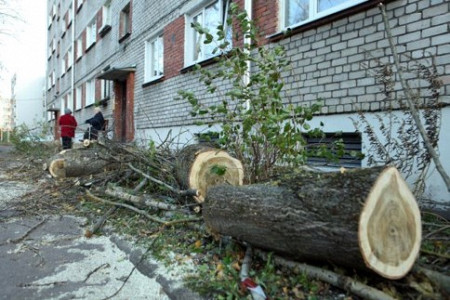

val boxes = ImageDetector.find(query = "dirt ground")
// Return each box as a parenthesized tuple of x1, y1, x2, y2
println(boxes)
(0, 145, 202, 300)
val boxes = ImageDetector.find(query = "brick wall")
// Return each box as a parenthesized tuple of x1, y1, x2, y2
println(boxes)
(47, 0, 450, 140)
(164, 16, 185, 79)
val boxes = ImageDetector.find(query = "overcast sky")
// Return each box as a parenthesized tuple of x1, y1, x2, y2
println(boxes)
(0, 0, 46, 96)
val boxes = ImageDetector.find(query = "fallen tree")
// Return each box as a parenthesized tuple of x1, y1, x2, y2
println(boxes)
(203, 166, 422, 279)
(45, 148, 119, 178)
(174, 144, 244, 203)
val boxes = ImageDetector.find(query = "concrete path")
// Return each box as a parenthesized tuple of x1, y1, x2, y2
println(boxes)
(0, 146, 202, 300)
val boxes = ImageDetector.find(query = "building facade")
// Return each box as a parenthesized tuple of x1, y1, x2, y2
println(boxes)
(46, 0, 450, 206)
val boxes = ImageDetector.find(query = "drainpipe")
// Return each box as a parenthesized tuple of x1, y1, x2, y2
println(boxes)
(71, 0, 75, 112)
(244, 0, 252, 110)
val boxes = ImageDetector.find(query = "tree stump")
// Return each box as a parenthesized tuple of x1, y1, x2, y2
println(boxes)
(47, 148, 117, 178)
(203, 166, 421, 279)
(174, 144, 244, 203)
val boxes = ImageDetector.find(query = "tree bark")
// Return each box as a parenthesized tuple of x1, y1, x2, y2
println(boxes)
(47, 148, 118, 178)
(203, 166, 422, 279)
(174, 144, 244, 203)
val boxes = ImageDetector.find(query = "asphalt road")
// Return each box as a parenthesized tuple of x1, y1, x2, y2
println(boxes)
(0, 145, 202, 300)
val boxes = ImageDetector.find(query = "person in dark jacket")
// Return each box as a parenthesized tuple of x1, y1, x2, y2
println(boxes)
(59, 108, 78, 149)
(84, 106, 105, 140)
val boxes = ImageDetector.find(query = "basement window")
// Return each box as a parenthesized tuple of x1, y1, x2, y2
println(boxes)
(305, 132, 363, 169)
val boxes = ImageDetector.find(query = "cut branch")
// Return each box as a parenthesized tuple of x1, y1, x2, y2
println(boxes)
(105, 184, 180, 211)
(128, 163, 198, 197)
(255, 249, 396, 300)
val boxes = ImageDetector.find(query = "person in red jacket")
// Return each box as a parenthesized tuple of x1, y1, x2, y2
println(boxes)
(59, 108, 78, 149)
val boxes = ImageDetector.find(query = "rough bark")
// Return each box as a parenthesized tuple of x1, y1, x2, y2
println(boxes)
(174, 144, 244, 203)
(203, 166, 422, 279)
(47, 148, 117, 178)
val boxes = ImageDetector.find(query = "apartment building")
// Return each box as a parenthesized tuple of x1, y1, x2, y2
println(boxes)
(46, 0, 449, 206)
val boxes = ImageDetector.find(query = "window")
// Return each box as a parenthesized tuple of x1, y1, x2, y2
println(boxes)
(52, 70, 56, 86)
(144, 34, 163, 82)
(87, 19, 97, 48)
(47, 74, 52, 90)
(66, 3, 73, 27)
(119, 3, 131, 40)
(61, 14, 66, 34)
(100, 79, 111, 100)
(86, 79, 96, 106)
(66, 47, 73, 69)
(305, 132, 362, 168)
(67, 92, 74, 112)
(48, 3, 56, 26)
(102, 1, 112, 27)
(281, 0, 367, 28)
(77, 0, 83, 10)
(60, 98, 65, 115)
(48, 42, 53, 59)
(185, 0, 231, 65)
(76, 36, 83, 59)
(61, 56, 66, 75)
(75, 85, 82, 110)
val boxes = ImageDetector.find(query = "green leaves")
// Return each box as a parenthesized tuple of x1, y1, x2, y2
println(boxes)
(210, 164, 227, 176)
(177, 3, 326, 183)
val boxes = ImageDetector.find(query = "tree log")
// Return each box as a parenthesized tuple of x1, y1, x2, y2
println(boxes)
(47, 148, 117, 178)
(203, 166, 422, 279)
(174, 144, 244, 203)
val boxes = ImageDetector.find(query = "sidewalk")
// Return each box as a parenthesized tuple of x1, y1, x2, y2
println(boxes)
(0, 147, 202, 300)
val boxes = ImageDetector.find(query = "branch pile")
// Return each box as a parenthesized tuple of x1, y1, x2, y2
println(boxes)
(42, 139, 449, 299)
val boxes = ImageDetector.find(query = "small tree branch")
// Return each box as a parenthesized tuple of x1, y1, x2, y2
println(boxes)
(379, 3, 450, 192)
(86, 190, 167, 224)
(128, 163, 198, 197)
(255, 249, 395, 300)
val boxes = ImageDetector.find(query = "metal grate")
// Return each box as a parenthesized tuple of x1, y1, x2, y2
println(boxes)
(305, 132, 363, 169)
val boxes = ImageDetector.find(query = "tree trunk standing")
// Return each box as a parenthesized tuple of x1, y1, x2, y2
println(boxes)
(203, 166, 421, 279)
(47, 148, 118, 178)
(174, 144, 244, 203)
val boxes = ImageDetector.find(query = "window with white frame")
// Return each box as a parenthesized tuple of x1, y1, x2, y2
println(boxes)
(61, 57, 66, 75)
(281, 0, 367, 28)
(67, 92, 73, 112)
(144, 34, 163, 82)
(47, 74, 52, 90)
(119, 3, 131, 39)
(102, 0, 112, 28)
(68, 3, 73, 25)
(48, 42, 53, 59)
(61, 15, 66, 33)
(60, 98, 65, 114)
(48, 11, 53, 26)
(87, 19, 97, 47)
(52, 70, 56, 86)
(185, 0, 231, 66)
(100, 79, 111, 100)
(76, 36, 83, 59)
(86, 79, 96, 106)
(67, 47, 73, 68)
(75, 85, 82, 110)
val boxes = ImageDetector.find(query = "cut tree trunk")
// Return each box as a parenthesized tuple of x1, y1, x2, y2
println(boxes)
(203, 166, 422, 279)
(47, 148, 117, 178)
(174, 144, 244, 203)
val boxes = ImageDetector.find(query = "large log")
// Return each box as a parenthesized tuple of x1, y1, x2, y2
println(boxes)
(174, 144, 244, 202)
(46, 148, 117, 178)
(203, 166, 421, 279)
